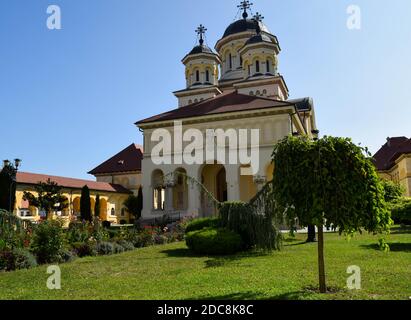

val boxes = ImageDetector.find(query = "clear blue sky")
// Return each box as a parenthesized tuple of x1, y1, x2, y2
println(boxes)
(1, 0, 410, 180)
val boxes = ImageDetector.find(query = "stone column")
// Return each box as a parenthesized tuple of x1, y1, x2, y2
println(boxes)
(225, 164, 240, 202)
(186, 166, 200, 217)
(164, 175, 175, 213)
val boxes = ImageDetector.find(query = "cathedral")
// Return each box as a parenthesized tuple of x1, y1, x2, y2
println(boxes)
(135, 1, 318, 219)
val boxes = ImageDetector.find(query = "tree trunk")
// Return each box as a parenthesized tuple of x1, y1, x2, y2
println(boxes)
(307, 224, 316, 242)
(317, 225, 326, 293)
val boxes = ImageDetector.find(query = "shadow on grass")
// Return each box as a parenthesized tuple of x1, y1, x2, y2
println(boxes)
(160, 248, 270, 268)
(193, 286, 344, 300)
(390, 226, 411, 235)
(361, 242, 411, 252)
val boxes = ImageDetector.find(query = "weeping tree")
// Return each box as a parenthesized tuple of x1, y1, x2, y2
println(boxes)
(80, 185, 92, 222)
(272, 136, 392, 293)
(23, 179, 68, 220)
(94, 194, 100, 218)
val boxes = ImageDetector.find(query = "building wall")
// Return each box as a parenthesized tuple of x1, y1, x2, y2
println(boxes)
(13, 185, 131, 226)
(95, 172, 142, 195)
(140, 112, 297, 219)
(378, 154, 411, 197)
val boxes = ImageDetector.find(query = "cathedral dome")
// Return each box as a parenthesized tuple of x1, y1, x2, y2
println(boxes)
(222, 19, 270, 38)
(188, 44, 214, 56)
(244, 33, 273, 46)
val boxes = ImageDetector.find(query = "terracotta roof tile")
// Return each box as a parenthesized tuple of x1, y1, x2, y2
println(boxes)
(373, 137, 411, 170)
(88, 144, 143, 175)
(17, 172, 131, 194)
(135, 91, 296, 125)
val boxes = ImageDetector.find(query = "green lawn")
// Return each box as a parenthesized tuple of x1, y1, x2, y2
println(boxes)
(0, 227, 410, 300)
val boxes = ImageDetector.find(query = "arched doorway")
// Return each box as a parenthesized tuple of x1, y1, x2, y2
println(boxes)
(200, 163, 227, 216)
(73, 197, 81, 216)
(90, 198, 95, 216)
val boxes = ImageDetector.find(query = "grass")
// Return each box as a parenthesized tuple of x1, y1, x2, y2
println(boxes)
(0, 226, 410, 300)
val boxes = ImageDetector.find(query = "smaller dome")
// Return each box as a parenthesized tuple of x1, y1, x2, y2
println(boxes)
(223, 19, 270, 38)
(188, 44, 214, 55)
(245, 33, 273, 46)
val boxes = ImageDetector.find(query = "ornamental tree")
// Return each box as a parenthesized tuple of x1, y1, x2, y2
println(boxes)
(23, 179, 68, 220)
(272, 136, 392, 293)
(80, 185, 92, 222)
(94, 194, 101, 218)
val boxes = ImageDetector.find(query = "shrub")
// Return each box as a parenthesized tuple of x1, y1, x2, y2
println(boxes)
(102, 221, 111, 229)
(71, 242, 97, 258)
(185, 217, 220, 234)
(381, 180, 404, 202)
(219, 202, 281, 250)
(133, 229, 154, 248)
(113, 243, 125, 254)
(116, 240, 134, 251)
(59, 249, 77, 263)
(12, 248, 38, 270)
(153, 234, 168, 245)
(186, 228, 243, 255)
(66, 221, 90, 244)
(30, 220, 64, 264)
(96, 242, 115, 255)
(0, 248, 37, 271)
(389, 197, 411, 225)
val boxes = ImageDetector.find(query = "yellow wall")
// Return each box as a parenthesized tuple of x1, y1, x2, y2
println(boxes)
(13, 185, 131, 227)
(378, 154, 411, 197)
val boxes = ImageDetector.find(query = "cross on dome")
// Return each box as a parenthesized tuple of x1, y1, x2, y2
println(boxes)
(253, 12, 264, 22)
(237, 0, 253, 19)
(195, 24, 207, 45)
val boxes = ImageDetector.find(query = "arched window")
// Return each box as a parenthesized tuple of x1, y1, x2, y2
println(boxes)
(196, 70, 200, 82)
(240, 56, 243, 67)
(206, 70, 210, 82)
(266, 60, 270, 73)
(111, 208, 115, 216)
(255, 60, 260, 73)
(229, 53, 233, 69)
(248, 65, 251, 76)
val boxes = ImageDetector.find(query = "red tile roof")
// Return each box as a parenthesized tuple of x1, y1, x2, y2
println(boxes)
(135, 91, 296, 125)
(17, 172, 131, 194)
(373, 137, 411, 171)
(88, 144, 143, 175)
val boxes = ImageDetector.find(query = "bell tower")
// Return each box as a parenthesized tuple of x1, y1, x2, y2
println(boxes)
(174, 25, 222, 108)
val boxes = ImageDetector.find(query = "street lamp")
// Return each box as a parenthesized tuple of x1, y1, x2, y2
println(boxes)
(3, 159, 22, 213)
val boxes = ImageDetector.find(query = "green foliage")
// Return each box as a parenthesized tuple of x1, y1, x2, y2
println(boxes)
(96, 242, 115, 255)
(23, 179, 68, 220)
(30, 220, 64, 264)
(123, 190, 143, 220)
(0, 248, 37, 271)
(95, 195, 101, 218)
(378, 238, 390, 252)
(272, 136, 392, 234)
(80, 185, 92, 222)
(381, 180, 404, 203)
(219, 201, 282, 251)
(0, 209, 31, 250)
(71, 242, 97, 258)
(388, 197, 411, 225)
(186, 228, 243, 255)
(116, 240, 134, 251)
(184, 217, 220, 234)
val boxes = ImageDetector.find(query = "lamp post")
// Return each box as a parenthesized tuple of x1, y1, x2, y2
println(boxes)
(3, 159, 22, 213)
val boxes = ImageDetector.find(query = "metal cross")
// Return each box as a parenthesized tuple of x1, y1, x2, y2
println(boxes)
(237, 0, 253, 19)
(195, 24, 207, 45)
(253, 12, 264, 22)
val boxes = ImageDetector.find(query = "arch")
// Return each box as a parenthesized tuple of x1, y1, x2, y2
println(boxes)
(206, 69, 210, 82)
(256, 90, 261, 96)
(173, 168, 188, 211)
(195, 70, 200, 82)
(255, 60, 260, 73)
(249, 91, 254, 96)
(200, 163, 227, 217)
(152, 170, 165, 211)
(90, 197, 95, 215)
(73, 197, 81, 215)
